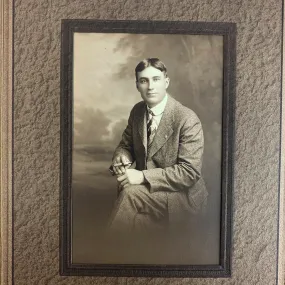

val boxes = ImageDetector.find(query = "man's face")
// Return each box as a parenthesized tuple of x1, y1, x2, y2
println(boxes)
(136, 66, 170, 108)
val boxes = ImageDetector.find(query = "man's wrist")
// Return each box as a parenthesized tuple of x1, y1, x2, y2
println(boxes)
(140, 171, 146, 184)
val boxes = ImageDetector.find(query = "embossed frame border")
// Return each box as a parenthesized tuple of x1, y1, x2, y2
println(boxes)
(61, 19, 235, 278)
(0, 1, 284, 284)
(0, 0, 13, 284)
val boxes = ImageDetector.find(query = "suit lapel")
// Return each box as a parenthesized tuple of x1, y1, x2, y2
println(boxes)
(135, 102, 147, 152)
(147, 96, 175, 159)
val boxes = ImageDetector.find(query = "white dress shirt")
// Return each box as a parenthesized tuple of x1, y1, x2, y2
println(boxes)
(146, 94, 168, 128)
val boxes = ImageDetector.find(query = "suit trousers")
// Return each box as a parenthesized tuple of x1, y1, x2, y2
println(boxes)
(108, 185, 169, 233)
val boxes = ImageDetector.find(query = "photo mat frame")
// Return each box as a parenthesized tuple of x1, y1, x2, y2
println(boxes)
(60, 19, 236, 277)
(1, 0, 285, 284)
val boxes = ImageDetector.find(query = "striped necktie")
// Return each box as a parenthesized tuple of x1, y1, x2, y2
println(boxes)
(147, 109, 157, 147)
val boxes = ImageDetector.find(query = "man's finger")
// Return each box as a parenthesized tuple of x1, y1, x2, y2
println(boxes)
(117, 173, 127, 182)
(125, 164, 131, 170)
(121, 156, 130, 165)
(113, 166, 122, 175)
(123, 183, 130, 189)
(118, 165, 126, 174)
(113, 157, 121, 164)
(112, 166, 119, 175)
(118, 155, 126, 173)
(119, 179, 129, 187)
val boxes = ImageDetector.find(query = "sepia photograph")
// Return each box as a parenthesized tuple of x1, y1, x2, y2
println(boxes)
(61, 20, 235, 277)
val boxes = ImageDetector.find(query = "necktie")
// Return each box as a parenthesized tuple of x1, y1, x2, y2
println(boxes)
(147, 109, 157, 147)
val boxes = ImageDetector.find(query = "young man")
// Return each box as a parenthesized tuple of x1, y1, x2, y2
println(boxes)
(108, 58, 207, 233)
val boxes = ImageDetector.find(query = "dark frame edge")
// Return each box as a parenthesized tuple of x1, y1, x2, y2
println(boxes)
(62, 268, 231, 278)
(60, 19, 236, 278)
(60, 19, 74, 275)
(219, 21, 236, 275)
(61, 19, 236, 35)
(62, 262, 230, 278)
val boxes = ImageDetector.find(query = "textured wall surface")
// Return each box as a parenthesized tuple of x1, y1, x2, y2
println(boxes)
(13, 0, 282, 284)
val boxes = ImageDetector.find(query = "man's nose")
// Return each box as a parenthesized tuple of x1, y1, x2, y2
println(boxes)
(148, 80, 154, 89)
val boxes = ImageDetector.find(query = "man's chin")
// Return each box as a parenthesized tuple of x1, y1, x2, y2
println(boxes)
(144, 98, 159, 107)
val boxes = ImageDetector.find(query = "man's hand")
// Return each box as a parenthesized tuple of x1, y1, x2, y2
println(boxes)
(112, 155, 132, 175)
(117, 169, 145, 190)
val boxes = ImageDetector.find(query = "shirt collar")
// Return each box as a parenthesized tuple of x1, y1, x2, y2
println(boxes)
(147, 94, 168, 116)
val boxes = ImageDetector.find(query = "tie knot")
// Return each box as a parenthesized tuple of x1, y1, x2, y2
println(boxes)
(148, 109, 155, 118)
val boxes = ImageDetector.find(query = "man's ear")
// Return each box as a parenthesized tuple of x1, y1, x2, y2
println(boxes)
(135, 81, 139, 90)
(165, 77, 170, 89)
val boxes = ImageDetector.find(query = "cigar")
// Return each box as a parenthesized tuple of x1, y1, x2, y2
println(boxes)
(109, 162, 132, 176)
(113, 162, 132, 167)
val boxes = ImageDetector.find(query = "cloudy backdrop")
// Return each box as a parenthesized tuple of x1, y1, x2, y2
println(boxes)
(72, 33, 223, 264)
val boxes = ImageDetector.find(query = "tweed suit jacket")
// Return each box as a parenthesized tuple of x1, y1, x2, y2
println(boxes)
(113, 95, 208, 224)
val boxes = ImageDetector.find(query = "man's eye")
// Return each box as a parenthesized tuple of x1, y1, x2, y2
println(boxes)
(140, 79, 146, 83)
(154, 78, 160, 81)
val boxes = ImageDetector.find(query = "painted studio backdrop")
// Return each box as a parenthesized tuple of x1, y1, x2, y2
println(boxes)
(72, 33, 223, 264)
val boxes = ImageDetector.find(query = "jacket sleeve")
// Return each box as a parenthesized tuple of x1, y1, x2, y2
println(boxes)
(142, 114, 204, 193)
(111, 107, 135, 163)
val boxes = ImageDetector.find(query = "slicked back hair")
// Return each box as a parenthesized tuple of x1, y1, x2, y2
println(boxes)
(135, 58, 168, 81)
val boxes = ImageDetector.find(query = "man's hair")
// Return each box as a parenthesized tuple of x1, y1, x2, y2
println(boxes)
(135, 58, 168, 81)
